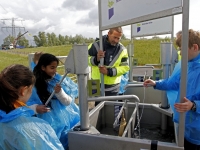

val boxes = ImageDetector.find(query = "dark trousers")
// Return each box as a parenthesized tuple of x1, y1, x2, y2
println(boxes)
(184, 139, 200, 150)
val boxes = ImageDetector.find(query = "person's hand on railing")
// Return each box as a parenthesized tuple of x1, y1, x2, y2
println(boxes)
(143, 79, 156, 87)
(54, 84, 61, 93)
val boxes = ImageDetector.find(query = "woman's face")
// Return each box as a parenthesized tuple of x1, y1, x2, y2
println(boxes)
(41, 61, 58, 77)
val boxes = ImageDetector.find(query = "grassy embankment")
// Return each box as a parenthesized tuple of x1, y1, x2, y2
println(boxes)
(0, 39, 175, 72)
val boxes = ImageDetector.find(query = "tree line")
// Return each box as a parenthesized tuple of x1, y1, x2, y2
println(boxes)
(33, 32, 97, 47)
(3, 31, 131, 48)
(3, 33, 29, 48)
(2, 32, 97, 48)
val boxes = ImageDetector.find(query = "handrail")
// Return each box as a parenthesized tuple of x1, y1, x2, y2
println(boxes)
(145, 64, 161, 66)
(133, 66, 155, 69)
(124, 83, 152, 90)
(87, 95, 140, 102)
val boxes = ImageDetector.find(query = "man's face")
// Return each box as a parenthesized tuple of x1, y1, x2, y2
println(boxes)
(107, 30, 122, 46)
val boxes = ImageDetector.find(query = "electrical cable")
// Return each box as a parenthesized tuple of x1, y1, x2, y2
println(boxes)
(0, 4, 9, 13)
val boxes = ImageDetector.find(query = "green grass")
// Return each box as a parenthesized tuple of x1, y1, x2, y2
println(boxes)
(134, 39, 161, 65)
(3, 45, 72, 56)
(0, 52, 28, 70)
(0, 39, 176, 72)
(0, 45, 73, 73)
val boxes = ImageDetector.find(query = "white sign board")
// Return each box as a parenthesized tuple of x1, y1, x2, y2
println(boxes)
(100, 0, 182, 30)
(131, 16, 172, 37)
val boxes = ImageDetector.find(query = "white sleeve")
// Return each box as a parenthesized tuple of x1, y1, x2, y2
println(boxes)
(55, 88, 72, 106)
(28, 104, 38, 114)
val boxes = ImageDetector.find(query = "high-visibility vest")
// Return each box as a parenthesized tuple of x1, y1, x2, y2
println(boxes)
(88, 42, 129, 85)
(178, 50, 181, 61)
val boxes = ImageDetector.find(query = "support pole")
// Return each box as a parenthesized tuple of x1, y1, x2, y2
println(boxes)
(128, 43, 134, 82)
(73, 44, 90, 130)
(98, 0, 105, 96)
(160, 42, 172, 134)
(178, 0, 189, 147)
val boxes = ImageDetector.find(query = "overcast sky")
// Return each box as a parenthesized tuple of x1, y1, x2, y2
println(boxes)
(0, 0, 199, 45)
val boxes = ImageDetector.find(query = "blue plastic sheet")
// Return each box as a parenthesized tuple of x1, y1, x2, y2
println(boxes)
(118, 72, 129, 94)
(167, 61, 181, 112)
(0, 107, 64, 150)
(27, 73, 80, 148)
(30, 61, 36, 71)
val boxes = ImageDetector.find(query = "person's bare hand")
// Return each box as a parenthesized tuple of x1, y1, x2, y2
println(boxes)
(174, 97, 193, 112)
(143, 79, 156, 87)
(33, 52, 43, 64)
(99, 66, 108, 75)
(97, 50, 105, 61)
(54, 84, 61, 93)
(36, 105, 51, 114)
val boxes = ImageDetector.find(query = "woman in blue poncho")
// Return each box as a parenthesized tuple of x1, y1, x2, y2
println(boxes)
(0, 64, 64, 150)
(144, 29, 200, 150)
(27, 53, 80, 149)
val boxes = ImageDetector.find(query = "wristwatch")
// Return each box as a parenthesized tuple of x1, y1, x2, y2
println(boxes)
(191, 101, 196, 112)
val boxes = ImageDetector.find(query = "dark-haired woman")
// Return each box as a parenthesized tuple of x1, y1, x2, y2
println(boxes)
(0, 64, 64, 150)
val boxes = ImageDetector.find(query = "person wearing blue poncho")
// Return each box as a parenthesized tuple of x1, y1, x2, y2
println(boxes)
(144, 29, 200, 150)
(27, 53, 80, 149)
(167, 30, 182, 112)
(0, 64, 64, 150)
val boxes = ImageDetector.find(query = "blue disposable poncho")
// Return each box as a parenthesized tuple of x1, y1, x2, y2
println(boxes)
(155, 54, 200, 145)
(30, 61, 36, 71)
(118, 72, 129, 94)
(167, 61, 181, 112)
(27, 73, 80, 148)
(0, 107, 64, 150)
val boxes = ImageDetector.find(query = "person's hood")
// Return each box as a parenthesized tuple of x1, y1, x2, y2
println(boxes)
(0, 107, 34, 123)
